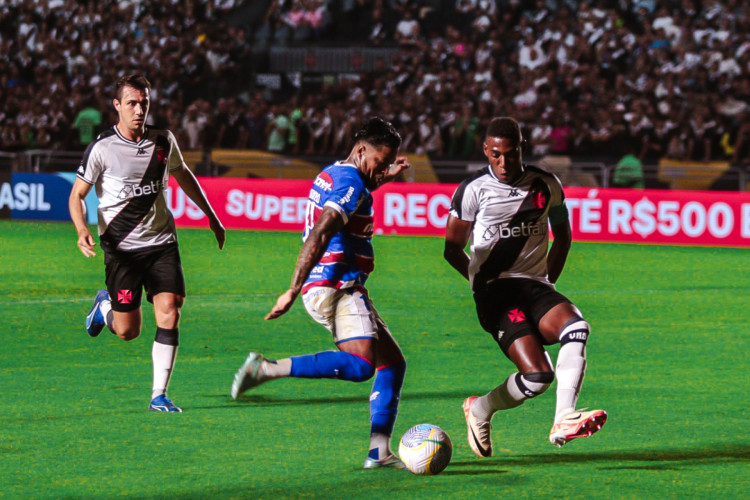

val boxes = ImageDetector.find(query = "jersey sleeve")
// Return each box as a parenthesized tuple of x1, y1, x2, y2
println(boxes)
(547, 173, 568, 225)
(76, 141, 104, 185)
(449, 178, 479, 222)
(167, 130, 185, 172)
(322, 170, 367, 224)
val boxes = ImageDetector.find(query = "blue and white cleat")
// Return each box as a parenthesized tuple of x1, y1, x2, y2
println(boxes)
(85, 289, 110, 337)
(148, 394, 183, 412)
(231, 352, 267, 400)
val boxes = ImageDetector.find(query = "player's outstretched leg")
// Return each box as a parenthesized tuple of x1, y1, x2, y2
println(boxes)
(231, 352, 269, 399)
(549, 318, 606, 447)
(231, 350, 371, 400)
(464, 370, 554, 457)
(85, 289, 111, 337)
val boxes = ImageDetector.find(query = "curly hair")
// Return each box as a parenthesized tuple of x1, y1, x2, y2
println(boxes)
(352, 116, 402, 151)
(486, 116, 522, 143)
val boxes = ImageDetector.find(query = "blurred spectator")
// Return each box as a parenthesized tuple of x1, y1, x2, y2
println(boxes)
(394, 8, 420, 45)
(448, 103, 480, 159)
(71, 100, 103, 150)
(529, 116, 553, 157)
(0, 0, 749, 181)
(266, 103, 294, 153)
(612, 151, 645, 188)
(417, 113, 443, 157)
(215, 98, 247, 149)
(731, 112, 750, 167)
(182, 101, 207, 150)
(548, 115, 572, 154)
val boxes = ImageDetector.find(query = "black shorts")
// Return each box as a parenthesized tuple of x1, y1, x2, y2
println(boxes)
(473, 278, 570, 355)
(103, 243, 186, 312)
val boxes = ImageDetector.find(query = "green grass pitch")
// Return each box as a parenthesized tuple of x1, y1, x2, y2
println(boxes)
(1, 220, 748, 499)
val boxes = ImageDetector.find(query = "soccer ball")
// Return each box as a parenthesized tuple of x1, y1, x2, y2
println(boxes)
(398, 424, 452, 475)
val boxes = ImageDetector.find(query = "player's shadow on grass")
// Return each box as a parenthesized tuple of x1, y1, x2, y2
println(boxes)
(449, 443, 750, 472)
(212, 389, 474, 407)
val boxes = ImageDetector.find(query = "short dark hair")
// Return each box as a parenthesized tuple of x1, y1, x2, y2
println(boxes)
(114, 74, 151, 101)
(486, 116, 522, 143)
(353, 116, 402, 151)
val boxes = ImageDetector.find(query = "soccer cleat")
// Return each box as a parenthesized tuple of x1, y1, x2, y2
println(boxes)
(85, 289, 110, 337)
(549, 409, 607, 448)
(148, 394, 183, 413)
(231, 352, 267, 400)
(363, 453, 405, 469)
(463, 396, 492, 457)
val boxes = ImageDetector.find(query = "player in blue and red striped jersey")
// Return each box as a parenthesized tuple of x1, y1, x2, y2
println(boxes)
(231, 117, 411, 469)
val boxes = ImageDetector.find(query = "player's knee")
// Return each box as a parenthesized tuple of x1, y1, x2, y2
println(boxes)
(117, 328, 140, 341)
(559, 318, 590, 346)
(517, 371, 554, 398)
(156, 309, 180, 330)
(341, 353, 375, 382)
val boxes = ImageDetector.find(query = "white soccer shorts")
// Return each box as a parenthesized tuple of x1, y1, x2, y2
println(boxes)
(302, 286, 382, 344)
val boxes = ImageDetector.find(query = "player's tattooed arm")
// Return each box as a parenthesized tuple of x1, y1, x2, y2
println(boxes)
(289, 207, 345, 293)
(265, 207, 345, 320)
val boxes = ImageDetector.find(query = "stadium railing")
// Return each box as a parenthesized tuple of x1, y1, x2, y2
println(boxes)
(1, 149, 747, 190)
(13, 150, 84, 174)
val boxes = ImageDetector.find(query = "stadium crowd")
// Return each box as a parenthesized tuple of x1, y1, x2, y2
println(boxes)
(2, 0, 750, 167)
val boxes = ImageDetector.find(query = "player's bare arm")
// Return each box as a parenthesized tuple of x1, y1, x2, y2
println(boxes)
(444, 214, 473, 281)
(68, 178, 97, 258)
(265, 207, 346, 320)
(171, 164, 226, 249)
(547, 220, 571, 284)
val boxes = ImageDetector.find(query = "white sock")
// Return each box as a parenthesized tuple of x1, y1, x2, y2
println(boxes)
(260, 358, 291, 380)
(100, 299, 113, 331)
(555, 342, 587, 423)
(472, 373, 527, 421)
(152, 342, 178, 399)
(369, 433, 391, 459)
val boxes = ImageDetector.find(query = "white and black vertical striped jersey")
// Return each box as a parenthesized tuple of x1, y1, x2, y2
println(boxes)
(449, 164, 568, 291)
(76, 126, 184, 252)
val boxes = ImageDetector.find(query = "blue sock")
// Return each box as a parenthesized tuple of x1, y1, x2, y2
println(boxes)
(369, 359, 407, 436)
(290, 351, 374, 382)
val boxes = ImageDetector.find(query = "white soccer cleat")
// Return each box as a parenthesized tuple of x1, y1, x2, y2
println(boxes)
(362, 453, 405, 469)
(463, 396, 492, 457)
(231, 352, 267, 400)
(549, 409, 608, 448)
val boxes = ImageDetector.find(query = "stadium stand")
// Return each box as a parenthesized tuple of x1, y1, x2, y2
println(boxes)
(1, 0, 749, 188)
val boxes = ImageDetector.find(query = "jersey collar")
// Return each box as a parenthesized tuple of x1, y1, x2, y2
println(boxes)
(113, 125, 150, 146)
